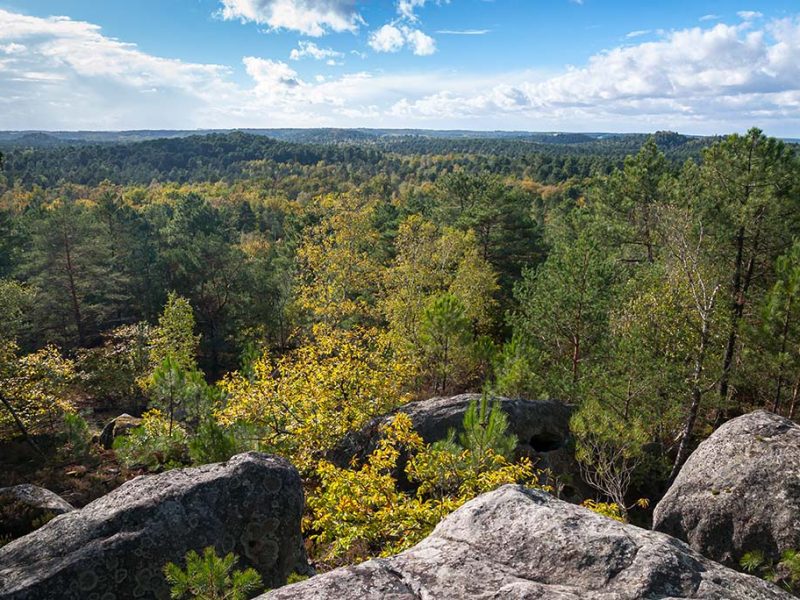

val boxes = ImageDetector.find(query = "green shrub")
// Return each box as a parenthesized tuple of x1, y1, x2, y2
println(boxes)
(113, 409, 188, 470)
(188, 419, 239, 465)
(60, 412, 91, 460)
(164, 546, 263, 600)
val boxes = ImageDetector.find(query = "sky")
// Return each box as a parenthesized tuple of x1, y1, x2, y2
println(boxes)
(0, 0, 799, 135)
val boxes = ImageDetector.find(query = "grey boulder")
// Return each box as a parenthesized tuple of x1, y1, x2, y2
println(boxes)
(0, 484, 75, 540)
(0, 453, 308, 599)
(329, 394, 583, 498)
(263, 485, 790, 599)
(98, 413, 142, 449)
(653, 410, 800, 568)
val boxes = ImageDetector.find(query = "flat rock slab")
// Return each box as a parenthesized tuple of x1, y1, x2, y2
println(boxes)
(263, 485, 792, 600)
(0, 453, 308, 600)
(654, 410, 800, 568)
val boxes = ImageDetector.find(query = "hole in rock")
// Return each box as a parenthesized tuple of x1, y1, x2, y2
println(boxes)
(529, 432, 564, 453)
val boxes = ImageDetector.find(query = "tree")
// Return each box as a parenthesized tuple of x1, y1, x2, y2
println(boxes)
(700, 129, 798, 411)
(24, 196, 126, 347)
(753, 241, 800, 416)
(510, 212, 617, 402)
(657, 206, 725, 480)
(597, 137, 669, 265)
(217, 324, 415, 472)
(149, 291, 200, 375)
(571, 399, 647, 521)
(295, 194, 383, 327)
(419, 293, 473, 394)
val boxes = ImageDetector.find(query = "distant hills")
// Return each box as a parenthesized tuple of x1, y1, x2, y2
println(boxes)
(0, 128, 690, 149)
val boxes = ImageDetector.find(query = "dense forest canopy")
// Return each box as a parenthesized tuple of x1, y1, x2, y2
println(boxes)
(1, 127, 799, 572)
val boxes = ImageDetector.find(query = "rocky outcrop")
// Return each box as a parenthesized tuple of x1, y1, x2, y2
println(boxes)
(329, 394, 583, 497)
(0, 484, 75, 540)
(0, 453, 308, 600)
(262, 485, 790, 599)
(98, 413, 142, 449)
(653, 410, 800, 568)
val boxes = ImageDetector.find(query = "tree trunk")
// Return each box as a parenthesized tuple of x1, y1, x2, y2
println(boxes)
(670, 315, 711, 482)
(0, 392, 44, 456)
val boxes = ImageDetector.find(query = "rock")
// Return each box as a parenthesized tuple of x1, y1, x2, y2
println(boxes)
(653, 410, 800, 568)
(98, 413, 142, 450)
(261, 485, 790, 600)
(0, 453, 309, 600)
(0, 484, 75, 540)
(328, 393, 584, 499)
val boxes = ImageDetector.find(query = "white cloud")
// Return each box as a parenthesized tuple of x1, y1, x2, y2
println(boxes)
(700, 14, 720, 22)
(738, 11, 763, 21)
(436, 29, 491, 35)
(397, 0, 450, 21)
(0, 42, 26, 54)
(369, 24, 406, 53)
(386, 18, 800, 132)
(289, 41, 343, 61)
(0, 8, 234, 129)
(1, 7, 800, 135)
(218, 0, 363, 36)
(626, 30, 650, 39)
(369, 24, 436, 55)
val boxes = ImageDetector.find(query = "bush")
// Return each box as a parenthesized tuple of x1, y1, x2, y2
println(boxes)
(188, 419, 241, 465)
(113, 409, 188, 470)
(59, 412, 92, 460)
(164, 546, 263, 600)
(308, 400, 542, 567)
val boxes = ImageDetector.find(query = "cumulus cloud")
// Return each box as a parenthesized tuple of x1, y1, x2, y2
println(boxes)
(0, 8, 233, 129)
(368, 24, 436, 55)
(387, 18, 800, 132)
(2, 7, 800, 134)
(218, 0, 363, 36)
(289, 41, 343, 62)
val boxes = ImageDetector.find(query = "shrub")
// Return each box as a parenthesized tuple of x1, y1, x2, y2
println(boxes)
(308, 400, 542, 567)
(163, 546, 263, 600)
(113, 409, 188, 470)
(60, 412, 92, 460)
(188, 419, 241, 465)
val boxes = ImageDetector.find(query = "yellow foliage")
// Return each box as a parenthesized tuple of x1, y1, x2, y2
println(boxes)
(581, 499, 625, 522)
(308, 413, 541, 566)
(296, 194, 383, 326)
(217, 324, 415, 472)
(0, 344, 76, 440)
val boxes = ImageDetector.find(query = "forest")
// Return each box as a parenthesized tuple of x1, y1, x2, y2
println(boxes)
(1, 127, 799, 585)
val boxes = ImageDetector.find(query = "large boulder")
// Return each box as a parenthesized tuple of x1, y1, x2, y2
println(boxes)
(0, 484, 75, 540)
(653, 410, 800, 568)
(262, 485, 790, 599)
(329, 393, 583, 497)
(0, 453, 309, 599)
(98, 413, 142, 450)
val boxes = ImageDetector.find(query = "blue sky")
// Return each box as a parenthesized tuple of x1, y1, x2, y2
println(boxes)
(1, 0, 799, 135)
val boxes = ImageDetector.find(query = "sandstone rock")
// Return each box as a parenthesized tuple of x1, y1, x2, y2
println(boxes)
(0, 453, 308, 599)
(653, 410, 800, 568)
(0, 484, 75, 540)
(262, 485, 791, 600)
(329, 393, 583, 497)
(99, 413, 142, 450)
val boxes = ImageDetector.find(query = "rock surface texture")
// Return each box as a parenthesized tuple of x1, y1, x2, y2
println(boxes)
(0, 453, 308, 600)
(653, 410, 800, 568)
(262, 485, 791, 600)
(329, 393, 582, 496)
(0, 484, 75, 540)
